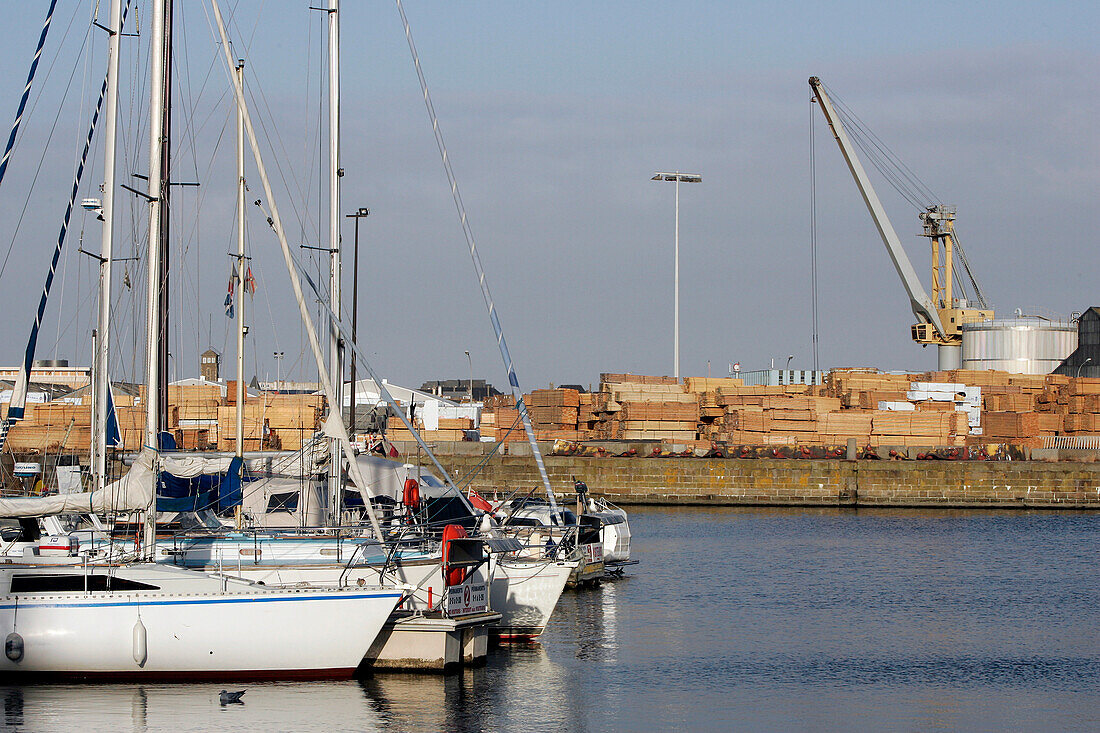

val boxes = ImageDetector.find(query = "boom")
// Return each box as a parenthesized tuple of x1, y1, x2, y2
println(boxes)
(809, 76, 945, 339)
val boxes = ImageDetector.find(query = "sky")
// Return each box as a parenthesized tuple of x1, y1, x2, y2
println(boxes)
(0, 1, 1096, 393)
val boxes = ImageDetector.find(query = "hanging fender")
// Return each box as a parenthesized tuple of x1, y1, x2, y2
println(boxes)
(441, 523, 468, 587)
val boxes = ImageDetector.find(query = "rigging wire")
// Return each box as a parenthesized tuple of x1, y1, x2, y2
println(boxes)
(822, 81, 938, 209)
(0, 6, 91, 283)
(395, 0, 559, 515)
(0, 0, 59, 194)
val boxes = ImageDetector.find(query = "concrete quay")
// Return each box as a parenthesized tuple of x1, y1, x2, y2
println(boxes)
(400, 442, 1100, 509)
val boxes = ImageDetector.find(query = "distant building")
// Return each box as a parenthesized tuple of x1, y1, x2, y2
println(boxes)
(1054, 307, 1100, 379)
(255, 380, 321, 395)
(419, 379, 500, 403)
(199, 349, 220, 382)
(736, 368, 825, 387)
(0, 359, 90, 390)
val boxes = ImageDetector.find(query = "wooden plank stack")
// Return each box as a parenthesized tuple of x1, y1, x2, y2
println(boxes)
(217, 393, 324, 451)
(595, 375, 698, 442)
(526, 389, 582, 439)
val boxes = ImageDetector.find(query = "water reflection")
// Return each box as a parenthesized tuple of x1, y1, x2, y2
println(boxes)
(5, 507, 1100, 731)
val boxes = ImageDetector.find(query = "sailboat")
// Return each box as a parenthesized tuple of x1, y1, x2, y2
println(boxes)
(0, 0, 402, 680)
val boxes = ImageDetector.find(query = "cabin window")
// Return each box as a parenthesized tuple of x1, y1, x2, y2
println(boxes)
(266, 492, 299, 512)
(10, 574, 160, 592)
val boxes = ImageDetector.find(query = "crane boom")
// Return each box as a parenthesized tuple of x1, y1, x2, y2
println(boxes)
(808, 76, 948, 340)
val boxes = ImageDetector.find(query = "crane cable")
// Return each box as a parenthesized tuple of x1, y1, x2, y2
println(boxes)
(809, 95, 820, 373)
(820, 81, 989, 309)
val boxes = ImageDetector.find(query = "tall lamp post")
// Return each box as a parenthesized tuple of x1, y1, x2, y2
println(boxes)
(652, 171, 701, 379)
(1078, 357, 1092, 379)
(273, 351, 284, 393)
(346, 207, 369, 433)
(464, 350, 472, 403)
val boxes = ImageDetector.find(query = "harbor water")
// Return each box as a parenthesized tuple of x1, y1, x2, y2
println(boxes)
(4, 505, 1100, 731)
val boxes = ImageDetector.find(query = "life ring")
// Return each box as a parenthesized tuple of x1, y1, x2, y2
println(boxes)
(402, 478, 420, 511)
(441, 523, 468, 586)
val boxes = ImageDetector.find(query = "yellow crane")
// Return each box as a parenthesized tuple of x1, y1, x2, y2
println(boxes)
(809, 77, 993, 368)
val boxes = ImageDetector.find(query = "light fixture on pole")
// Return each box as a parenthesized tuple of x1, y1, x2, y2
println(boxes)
(273, 351, 284, 393)
(652, 171, 702, 380)
(346, 207, 369, 433)
(1078, 357, 1092, 379)
(464, 350, 472, 403)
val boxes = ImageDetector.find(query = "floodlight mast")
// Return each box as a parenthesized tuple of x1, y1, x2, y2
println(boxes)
(652, 171, 702, 379)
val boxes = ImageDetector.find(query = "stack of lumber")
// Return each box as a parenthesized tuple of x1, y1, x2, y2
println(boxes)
(868, 410, 968, 446)
(471, 369, 1100, 449)
(6, 403, 152, 452)
(389, 419, 468, 442)
(217, 393, 324, 451)
(714, 389, 843, 444)
(1048, 378, 1100, 439)
(825, 369, 924, 408)
(478, 407, 526, 442)
(526, 389, 582, 439)
(594, 375, 698, 442)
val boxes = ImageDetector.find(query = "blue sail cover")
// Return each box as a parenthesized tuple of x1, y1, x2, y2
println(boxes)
(155, 457, 249, 513)
(218, 456, 244, 512)
(105, 386, 122, 449)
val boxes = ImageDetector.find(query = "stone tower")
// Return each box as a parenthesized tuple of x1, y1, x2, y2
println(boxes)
(200, 348, 220, 382)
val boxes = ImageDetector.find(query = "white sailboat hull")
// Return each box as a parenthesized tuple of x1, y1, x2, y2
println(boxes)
(0, 563, 401, 679)
(491, 558, 574, 640)
(141, 537, 571, 639)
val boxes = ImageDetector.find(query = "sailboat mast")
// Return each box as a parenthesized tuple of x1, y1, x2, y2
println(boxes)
(157, 0, 174, 432)
(93, 0, 124, 492)
(327, 0, 343, 523)
(235, 60, 245, 458)
(143, 0, 169, 554)
(210, 0, 384, 541)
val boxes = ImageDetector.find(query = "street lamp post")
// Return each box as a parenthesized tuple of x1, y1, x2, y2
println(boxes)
(652, 171, 701, 380)
(346, 207, 369, 433)
(273, 351, 284, 393)
(1078, 357, 1092, 379)
(464, 350, 472, 403)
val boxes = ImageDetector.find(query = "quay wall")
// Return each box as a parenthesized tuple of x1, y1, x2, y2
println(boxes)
(404, 445, 1100, 509)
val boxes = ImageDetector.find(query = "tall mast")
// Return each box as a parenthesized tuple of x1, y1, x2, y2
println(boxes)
(143, 0, 169, 554)
(156, 0, 173, 431)
(93, 0, 124, 492)
(235, 60, 246, 458)
(327, 0, 343, 523)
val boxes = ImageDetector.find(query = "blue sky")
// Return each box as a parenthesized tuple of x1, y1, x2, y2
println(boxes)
(0, 1, 1096, 390)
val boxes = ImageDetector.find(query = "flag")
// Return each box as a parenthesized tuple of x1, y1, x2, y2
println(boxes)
(224, 274, 235, 318)
(244, 266, 256, 295)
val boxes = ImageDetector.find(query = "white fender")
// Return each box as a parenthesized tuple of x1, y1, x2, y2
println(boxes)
(132, 618, 147, 666)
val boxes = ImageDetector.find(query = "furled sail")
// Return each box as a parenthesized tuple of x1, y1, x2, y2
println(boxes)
(0, 448, 154, 518)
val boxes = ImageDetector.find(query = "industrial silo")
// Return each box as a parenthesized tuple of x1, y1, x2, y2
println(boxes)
(961, 314, 1077, 375)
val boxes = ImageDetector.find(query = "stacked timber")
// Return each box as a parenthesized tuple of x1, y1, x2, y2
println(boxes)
(594, 375, 698, 442)
(1048, 377, 1100, 439)
(170, 384, 223, 449)
(6, 403, 151, 452)
(479, 406, 524, 443)
(715, 389, 843, 445)
(527, 389, 583, 440)
(217, 393, 324, 451)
